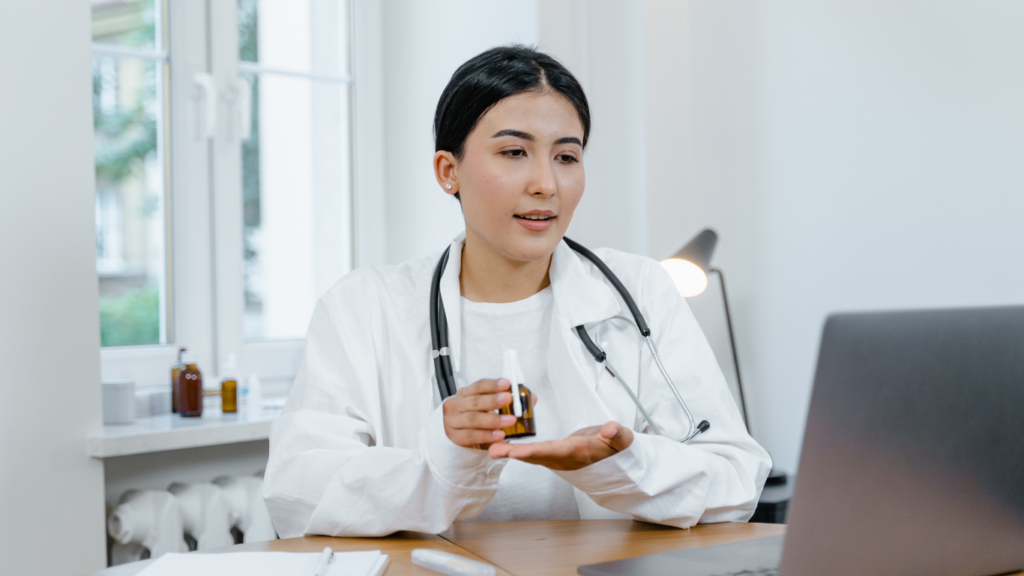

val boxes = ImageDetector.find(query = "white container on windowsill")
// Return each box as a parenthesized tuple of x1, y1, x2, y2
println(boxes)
(103, 380, 136, 425)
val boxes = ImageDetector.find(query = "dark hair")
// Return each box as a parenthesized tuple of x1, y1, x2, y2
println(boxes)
(434, 45, 591, 198)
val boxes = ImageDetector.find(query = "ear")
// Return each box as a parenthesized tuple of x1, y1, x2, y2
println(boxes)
(433, 151, 459, 197)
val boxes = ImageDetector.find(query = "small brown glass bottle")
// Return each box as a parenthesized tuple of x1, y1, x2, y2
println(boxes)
(220, 353, 238, 414)
(171, 347, 186, 413)
(178, 351, 203, 418)
(499, 383, 535, 438)
(499, 350, 536, 439)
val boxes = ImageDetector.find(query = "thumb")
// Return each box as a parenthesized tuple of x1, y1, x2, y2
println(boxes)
(599, 421, 634, 452)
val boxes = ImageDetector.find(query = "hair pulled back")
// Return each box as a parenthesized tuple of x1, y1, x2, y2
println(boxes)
(433, 45, 591, 171)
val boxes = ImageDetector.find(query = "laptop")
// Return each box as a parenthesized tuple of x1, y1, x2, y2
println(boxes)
(580, 306, 1024, 576)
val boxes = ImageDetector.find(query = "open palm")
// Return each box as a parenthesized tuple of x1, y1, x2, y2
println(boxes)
(488, 421, 634, 471)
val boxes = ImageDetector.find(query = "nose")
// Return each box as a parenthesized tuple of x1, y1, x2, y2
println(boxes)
(529, 156, 557, 198)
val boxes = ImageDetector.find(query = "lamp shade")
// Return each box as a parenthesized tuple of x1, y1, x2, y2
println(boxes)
(660, 229, 718, 297)
(671, 228, 718, 271)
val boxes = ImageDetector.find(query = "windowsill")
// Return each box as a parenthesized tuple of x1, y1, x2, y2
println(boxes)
(88, 406, 283, 458)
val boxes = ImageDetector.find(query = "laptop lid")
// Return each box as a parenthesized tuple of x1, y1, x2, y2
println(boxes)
(781, 306, 1024, 576)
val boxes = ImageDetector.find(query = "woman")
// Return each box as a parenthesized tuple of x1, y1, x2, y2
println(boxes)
(264, 45, 770, 538)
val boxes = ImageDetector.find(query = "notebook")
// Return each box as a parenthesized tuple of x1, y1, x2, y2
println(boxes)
(137, 550, 390, 576)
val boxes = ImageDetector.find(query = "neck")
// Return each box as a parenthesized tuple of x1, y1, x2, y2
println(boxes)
(460, 232, 552, 303)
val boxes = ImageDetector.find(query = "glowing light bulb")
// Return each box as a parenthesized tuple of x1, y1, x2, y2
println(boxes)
(660, 258, 708, 297)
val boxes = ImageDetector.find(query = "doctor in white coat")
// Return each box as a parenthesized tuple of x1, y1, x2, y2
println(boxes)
(264, 45, 771, 538)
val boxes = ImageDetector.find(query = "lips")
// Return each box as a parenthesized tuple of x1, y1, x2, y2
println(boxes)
(514, 210, 556, 232)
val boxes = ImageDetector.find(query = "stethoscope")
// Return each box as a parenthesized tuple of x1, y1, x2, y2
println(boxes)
(429, 237, 711, 443)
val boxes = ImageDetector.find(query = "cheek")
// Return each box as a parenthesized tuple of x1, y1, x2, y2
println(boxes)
(558, 167, 586, 211)
(463, 156, 526, 213)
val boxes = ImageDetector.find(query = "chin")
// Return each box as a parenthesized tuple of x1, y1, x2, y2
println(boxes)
(506, 233, 562, 262)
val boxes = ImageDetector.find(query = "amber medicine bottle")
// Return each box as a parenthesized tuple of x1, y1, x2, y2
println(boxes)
(171, 347, 186, 413)
(220, 353, 238, 414)
(178, 351, 203, 417)
(497, 350, 535, 439)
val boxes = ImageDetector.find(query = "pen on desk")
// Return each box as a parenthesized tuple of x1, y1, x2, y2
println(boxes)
(312, 547, 334, 576)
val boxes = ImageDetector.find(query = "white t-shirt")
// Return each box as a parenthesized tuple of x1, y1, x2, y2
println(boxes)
(457, 286, 581, 522)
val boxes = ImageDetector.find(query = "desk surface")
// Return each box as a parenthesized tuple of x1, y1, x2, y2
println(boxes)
(86, 521, 780, 576)
(443, 520, 785, 576)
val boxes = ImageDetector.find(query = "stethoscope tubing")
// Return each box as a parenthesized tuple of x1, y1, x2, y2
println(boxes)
(429, 246, 457, 398)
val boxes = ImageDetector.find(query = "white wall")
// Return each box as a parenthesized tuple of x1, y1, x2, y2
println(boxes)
(652, 0, 1024, 473)
(0, 1, 107, 573)
(381, 0, 539, 265)
(539, 0, 651, 255)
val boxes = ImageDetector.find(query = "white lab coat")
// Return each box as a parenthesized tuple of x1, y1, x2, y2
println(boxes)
(264, 235, 771, 538)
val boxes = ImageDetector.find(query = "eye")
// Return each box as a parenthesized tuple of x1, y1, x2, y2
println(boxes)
(557, 153, 579, 164)
(500, 149, 526, 158)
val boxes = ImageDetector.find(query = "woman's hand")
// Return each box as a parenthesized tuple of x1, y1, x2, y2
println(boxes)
(443, 378, 519, 450)
(487, 421, 634, 471)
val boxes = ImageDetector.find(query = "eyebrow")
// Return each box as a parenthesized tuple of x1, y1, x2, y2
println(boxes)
(491, 129, 582, 147)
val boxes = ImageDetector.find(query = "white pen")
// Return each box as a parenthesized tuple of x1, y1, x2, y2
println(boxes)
(312, 547, 334, 576)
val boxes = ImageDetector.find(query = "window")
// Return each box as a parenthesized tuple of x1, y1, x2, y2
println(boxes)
(94, 0, 361, 392)
(91, 0, 170, 347)
(237, 0, 353, 341)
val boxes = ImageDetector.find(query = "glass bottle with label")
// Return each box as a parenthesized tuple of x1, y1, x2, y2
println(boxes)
(178, 351, 203, 418)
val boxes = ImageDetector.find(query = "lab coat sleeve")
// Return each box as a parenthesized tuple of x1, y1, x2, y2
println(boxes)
(263, 289, 502, 538)
(554, 260, 772, 527)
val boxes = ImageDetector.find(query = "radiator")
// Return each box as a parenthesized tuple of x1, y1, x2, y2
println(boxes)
(107, 473, 278, 566)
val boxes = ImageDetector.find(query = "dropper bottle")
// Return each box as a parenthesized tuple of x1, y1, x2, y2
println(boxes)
(171, 347, 186, 414)
(497, 350, 535, 439)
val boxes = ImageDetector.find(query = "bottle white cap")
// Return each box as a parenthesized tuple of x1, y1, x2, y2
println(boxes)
(501, 350, 523, 417)
(181, 351, 198, 366)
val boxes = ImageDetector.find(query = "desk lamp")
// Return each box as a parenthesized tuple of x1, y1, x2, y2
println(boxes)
(661, 229, 790, 523)
(660, 229, 748, 426)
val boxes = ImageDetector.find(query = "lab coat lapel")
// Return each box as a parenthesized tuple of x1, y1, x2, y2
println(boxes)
(545, 240, 622, 431)
(546, 241, 634, 520)
(549, 240, 621, 330)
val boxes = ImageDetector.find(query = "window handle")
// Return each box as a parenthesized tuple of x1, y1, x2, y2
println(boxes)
(237, 77, 253, 142)
(194, 72, 217, 140)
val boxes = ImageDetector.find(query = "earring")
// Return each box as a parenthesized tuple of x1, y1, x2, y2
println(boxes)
(446, 184, 453, 190)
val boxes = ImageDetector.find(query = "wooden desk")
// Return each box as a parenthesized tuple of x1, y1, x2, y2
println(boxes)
(442, 520, 785, 576)
(85, 521, 781, 576)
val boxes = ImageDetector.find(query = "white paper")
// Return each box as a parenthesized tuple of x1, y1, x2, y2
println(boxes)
(137, 550, 383, 576)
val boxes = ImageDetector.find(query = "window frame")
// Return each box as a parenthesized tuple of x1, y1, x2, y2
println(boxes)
(99, 0, 385, 394)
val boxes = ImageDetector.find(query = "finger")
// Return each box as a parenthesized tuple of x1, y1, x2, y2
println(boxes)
(448, 428, 505, 448)
(462, 391, 512, 412)
(508, 439, 578, 461)
(458, 378, 510, 398)
(450, 411, 517, 431)
(569, 425, 603, 438)
(600, 422, 634, 452)
(488, 442, 514, 459)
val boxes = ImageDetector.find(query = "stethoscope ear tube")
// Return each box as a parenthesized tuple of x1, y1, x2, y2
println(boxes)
(429, 246, 456, 400)
(563, 237, 651, 337)
(574, 325, 607, 362)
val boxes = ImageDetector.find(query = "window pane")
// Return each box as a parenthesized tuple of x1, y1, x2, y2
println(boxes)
(91, 0, 157, 50)
(237, 0, 349, 76)
(241, 71, 352, 340)
(93, 55, 168, 346)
